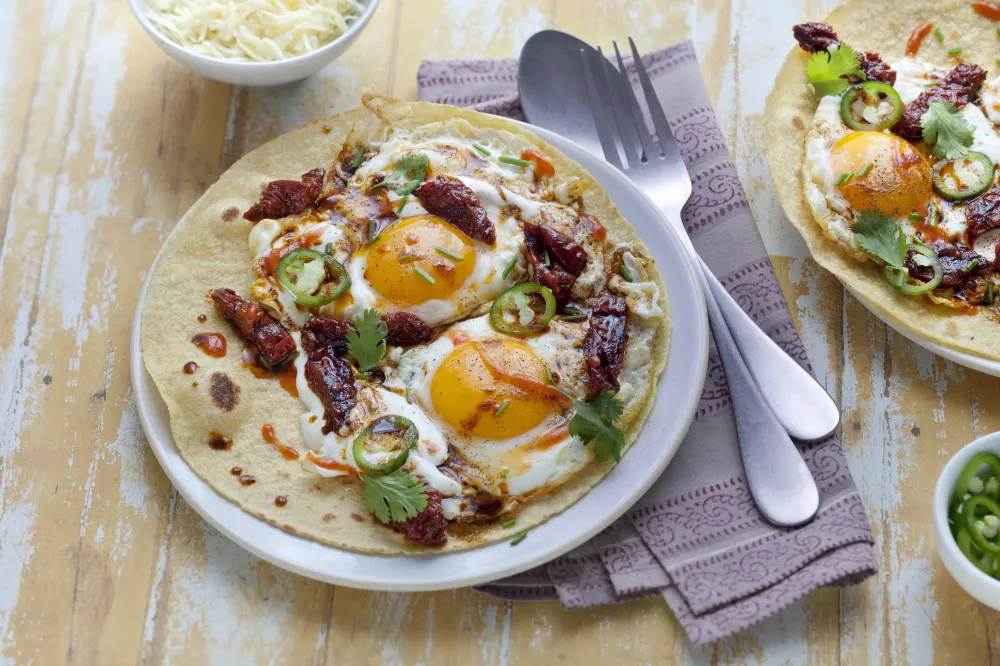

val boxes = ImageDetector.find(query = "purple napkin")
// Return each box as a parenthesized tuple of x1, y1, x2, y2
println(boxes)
(417, 40, 876, 646)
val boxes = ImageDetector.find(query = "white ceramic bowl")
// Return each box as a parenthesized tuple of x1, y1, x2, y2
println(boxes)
(128, 0, 380, 86)
(934, 431, 1000, 610)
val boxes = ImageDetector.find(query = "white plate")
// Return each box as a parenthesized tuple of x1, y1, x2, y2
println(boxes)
(850, 289, 1000, 377)
(129, 124, 709, 591)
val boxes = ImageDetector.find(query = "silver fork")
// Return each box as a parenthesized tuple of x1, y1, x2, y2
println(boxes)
(579, 39, 825, 526)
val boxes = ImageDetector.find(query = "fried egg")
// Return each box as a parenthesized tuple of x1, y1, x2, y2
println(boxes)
(385, 315, 593, 501)
(803, 56, 1000, 261)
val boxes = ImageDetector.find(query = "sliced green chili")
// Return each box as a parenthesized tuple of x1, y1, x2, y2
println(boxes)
(276, 248, 351, 307)
(352, 415, 417, 476)
(490, 282, 557, 335)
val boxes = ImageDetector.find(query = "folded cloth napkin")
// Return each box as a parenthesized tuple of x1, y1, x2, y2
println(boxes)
(417, 40, 877, 646)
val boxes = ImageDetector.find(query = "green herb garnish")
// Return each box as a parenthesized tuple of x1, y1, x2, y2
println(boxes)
(351, 146, 366, 170)
(435, 247, 463, 262)
(495, 401, 510, 417)
(394, 195, 409, 216)
(857, 162, 872, 178)
(935, 27, 945, 43)
(502, 255, 519, 279)
(502, 518, 517, 528)
(544, 366, 555, 385)
(499, 155, 532, 167)
(472, 143, 491, 157)
(510, 532, 527, 546)
(921, 100, 974, 159)
(620, 264, 635, 282)
(834, 171, 854, 186)
(909, 212, 925, 221)
(361, 470, 428, 524)
(805, 43, 865, 97)
(345, 309, 387, 372)
(853, 210, 906, 269)
(414, 265, 435, 285)
(405, 386, 412, 404)
(948, 47, 963, 57)
(370, 153, 429, 196)
(565, 389, 626, 463)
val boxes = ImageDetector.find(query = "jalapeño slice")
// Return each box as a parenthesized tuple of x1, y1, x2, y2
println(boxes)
(489, 282, 557, 335)
(839, 82, 904, 131)
(352, 415, 418, 476)
(932, 151, 995, 201)
(883, 244, 943, 295)
(276, 248, 351, 307)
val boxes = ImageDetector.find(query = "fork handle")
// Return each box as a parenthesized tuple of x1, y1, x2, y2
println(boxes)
(699, 262, 840, 442)
(698, 264, 820, 526)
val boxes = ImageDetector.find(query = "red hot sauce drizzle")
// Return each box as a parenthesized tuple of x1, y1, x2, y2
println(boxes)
(209, 432, 233, 450)
(261, 424, 300, 460)
(241, 347, 299, 397)
(192, 332, 227, 357)
(906, 22, 934, 57)
(183, 362, 199, 374)
(973, 1, 1000, 20)
(275, 496, 288, 507)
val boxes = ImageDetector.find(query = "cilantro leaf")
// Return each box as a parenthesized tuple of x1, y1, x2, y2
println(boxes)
(370, 153, 429, 195)
(346, 308, 387, 371)
(566, 390, 626, 463)
(921, 101, 974, 159)
(805, 44, 865, 98)
(361, 470, 428, 523)
(853, 210, 907, 268)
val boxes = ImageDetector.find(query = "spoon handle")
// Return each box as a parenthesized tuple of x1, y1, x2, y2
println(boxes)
(698, 263, 820, 526)
(702, 264, 841, 442)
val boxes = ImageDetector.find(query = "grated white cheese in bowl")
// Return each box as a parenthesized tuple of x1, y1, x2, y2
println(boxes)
(145, 0, 366, 62)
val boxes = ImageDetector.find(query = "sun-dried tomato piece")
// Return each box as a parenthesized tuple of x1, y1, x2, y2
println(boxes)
(243, 168, 325, 223)
(964, 187, 1000, 242)
(523, 221, 589, 304)
(392, 487, 447, 546)
(210, 288, 295, 366)
(859, 52, 896, 85)
(583, 292, 628, 400)
(302, 317, 355, 359)
(382, 312, 432, 346)
(305, 353, 356, 435)
(792, 22, 841, 53)
(905, 240, 985, 288)
(415, 176, 495, 244)
(894, 63, 987, 139)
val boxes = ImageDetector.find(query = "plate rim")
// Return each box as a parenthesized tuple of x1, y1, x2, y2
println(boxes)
(129, 122, 710, 591)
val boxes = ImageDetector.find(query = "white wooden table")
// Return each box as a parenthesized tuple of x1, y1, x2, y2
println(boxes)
(1, 0, 997, 663)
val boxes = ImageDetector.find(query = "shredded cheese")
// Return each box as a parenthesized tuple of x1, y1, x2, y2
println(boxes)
(145, 0, 366, 62)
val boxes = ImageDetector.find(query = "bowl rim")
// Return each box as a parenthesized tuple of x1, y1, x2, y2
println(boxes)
(934, 430, 1000, 590)
(127, 0, 380, 69)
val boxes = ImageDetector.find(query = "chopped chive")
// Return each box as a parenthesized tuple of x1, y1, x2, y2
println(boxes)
(563, 306, 580, 315)
(495, 401, 510, 417)
(502, 255, 519, 279)
(989, 282, 995, 304)
(355, 372, 372, 381)
(561, 314, 588, 322)
(948, 47, 963, 57)
(325, 242, 334, 255)
(500, 467, 509, 478)
(367, 219, 380, 246)
(909, 213, 925, 221)
(351, 146, 366, 169)
(414, 265, 436, 285)
(996, 58, 1000, 67)
(502, 518, 517, 528)
(834, 171, 854, 186)
(544, 249, 552, 267)
(620, 264, 634, 282)
(966, 260, 980, 273)
(472, 142, 491, 157)
(928, 202, 940, 228)
(399, 253, 417, 262)
(544, 366, 555, 385)
(405, 386, 412, 404)
(394, 195, 409, 215)
(435, 246, 464, 261)
(935, 27, 945, 43)
(510, 532, 527, 546)
(857, 162, 873, 178)
(499, 155, 532, 167)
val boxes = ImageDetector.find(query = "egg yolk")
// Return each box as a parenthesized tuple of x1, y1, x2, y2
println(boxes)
(363, 215, 477, 307)
(831, 131, 934, 218)
(429, 339, 566, 439)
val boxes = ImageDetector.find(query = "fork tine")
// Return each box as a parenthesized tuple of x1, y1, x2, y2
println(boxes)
(613, 40, 657, 163)
(628, 37, 682, 163)
(579, 47, 624, 169)
(597, 45, 641, 168)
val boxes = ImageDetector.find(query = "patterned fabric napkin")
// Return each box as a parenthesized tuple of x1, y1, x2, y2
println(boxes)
(417, 41, 876, 646)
